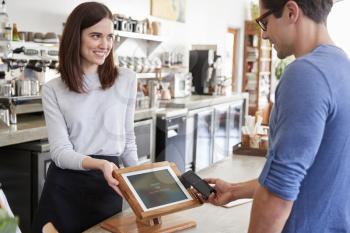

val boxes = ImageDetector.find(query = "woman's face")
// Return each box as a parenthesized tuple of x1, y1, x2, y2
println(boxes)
(80, 17, 114, 73)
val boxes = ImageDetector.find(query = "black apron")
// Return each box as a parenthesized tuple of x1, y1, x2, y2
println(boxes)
(32, 155, 122, 233)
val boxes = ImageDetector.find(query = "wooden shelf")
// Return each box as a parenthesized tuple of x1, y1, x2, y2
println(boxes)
(246, 58, 258, 62)
(259, 71, 271, 75)
(261, 46, 272, 51)
(242, 20, 272, 124)
(247, 46, 259, 49)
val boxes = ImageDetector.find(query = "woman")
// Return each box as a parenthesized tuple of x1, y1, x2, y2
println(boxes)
(32, 2, 138, 232)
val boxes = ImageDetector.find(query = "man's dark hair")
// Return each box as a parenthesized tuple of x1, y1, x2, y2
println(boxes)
(261, 0, 333, 23)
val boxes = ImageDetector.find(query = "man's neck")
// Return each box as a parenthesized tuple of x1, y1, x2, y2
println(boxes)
(294, 19, 334, 58)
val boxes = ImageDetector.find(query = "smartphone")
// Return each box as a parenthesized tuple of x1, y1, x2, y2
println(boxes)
(180, 170, 216, 199)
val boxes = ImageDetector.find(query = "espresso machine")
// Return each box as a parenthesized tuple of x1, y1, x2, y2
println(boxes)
(0, 41, 58, 125)
(189, 49, 216, 95)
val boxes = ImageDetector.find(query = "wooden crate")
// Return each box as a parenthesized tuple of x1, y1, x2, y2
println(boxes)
(233, 144, 267, 157)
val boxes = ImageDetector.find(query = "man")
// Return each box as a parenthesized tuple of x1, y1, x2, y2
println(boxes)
(205, 0, 350, 232)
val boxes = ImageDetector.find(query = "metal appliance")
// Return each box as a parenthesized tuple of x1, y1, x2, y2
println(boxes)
(0, 140, 51, 233)
(134, 118, 154, 164)
(0, 95, 42, 124)
(189, 49, 216, 95)
(155, 109, 187, 173)
(169, 72, 192, 98)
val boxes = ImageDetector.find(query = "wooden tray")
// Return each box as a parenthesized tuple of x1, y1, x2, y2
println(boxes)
(233, 145, 267, 157)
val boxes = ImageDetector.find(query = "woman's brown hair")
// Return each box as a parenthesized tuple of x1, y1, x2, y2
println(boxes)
(59, 2, 118, 93)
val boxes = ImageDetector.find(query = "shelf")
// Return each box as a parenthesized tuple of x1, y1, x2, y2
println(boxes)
(114, 30, 163, 55)
(246, 58, 258, 62)
(246, 72, 257, 76)
(114, 30, 163, 42)
(243, 20, 272, 120)
(135, 72, 171, 79)
(161, 66, 188, 71)
(0, 95, 42, 101)
(259, 71, 271, 75)
(0, 41, 58, 48)
(136, 73, 157, 79)
(247, 46, 259, 50)
(14, 102, 43, 114)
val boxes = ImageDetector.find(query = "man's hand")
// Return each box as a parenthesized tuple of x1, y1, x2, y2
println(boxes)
(203, 178, 259, 206)
(205, 178, 236, 206)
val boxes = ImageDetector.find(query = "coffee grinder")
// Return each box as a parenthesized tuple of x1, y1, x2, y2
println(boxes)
(189, 49, 216, 95)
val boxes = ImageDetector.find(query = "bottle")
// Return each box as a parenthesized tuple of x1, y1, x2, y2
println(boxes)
(12, 23, 19, 41)
(0, 0, 8, 40)
(4, 23, 11, 40)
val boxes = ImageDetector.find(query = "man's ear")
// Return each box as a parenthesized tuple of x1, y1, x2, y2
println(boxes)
(284, 1, 300, 23)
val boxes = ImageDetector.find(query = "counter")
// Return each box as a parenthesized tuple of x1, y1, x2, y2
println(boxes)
(0, 115, 47, 147)
(0, 108, 157, 147)
(0, 93, 247, 148)
(85, 155, 265, 233)
(159, 93, 248, 110)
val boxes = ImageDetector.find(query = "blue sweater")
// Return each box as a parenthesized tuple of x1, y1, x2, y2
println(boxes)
(259, 45, 350, 233)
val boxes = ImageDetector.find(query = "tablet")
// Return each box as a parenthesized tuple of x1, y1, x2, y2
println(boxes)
(113, 161, 202, 220)
(122, 166, 193, 211)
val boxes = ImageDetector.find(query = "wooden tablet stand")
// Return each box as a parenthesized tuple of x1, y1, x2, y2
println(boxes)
(100, 162, 202, 233)
(101, 213, 197, 233)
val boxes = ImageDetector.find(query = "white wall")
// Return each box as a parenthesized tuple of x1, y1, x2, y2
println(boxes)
(6, 0, 249, 90)
(328, 0, 350, 56)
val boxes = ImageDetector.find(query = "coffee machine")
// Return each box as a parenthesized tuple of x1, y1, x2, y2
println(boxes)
(189, 49, 216, 95)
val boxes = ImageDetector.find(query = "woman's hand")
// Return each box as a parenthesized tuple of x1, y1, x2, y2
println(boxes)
(82, 157, 124, 197)
(101, 161, 124, 197)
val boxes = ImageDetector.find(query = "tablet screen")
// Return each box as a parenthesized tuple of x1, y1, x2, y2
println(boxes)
(122, 166, 192, 211)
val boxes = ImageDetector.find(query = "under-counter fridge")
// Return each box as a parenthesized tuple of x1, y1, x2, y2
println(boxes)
(189, 100, 243, 172)
(155, 110, 187, 173)
(0, 140, 51, 233)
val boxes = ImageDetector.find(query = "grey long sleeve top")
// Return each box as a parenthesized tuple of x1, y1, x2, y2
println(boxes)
(42, 67, 138, 170)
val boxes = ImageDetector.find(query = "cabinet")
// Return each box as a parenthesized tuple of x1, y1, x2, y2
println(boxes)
(193, 108, 214, 171)
(228, 100, 243, 152)
(212, 100, 244, 163)
(0, 142, 51, 233)
(242, 20, 272, 124)
(189, 100, 244, 171)
(213, 104, 229, 163)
